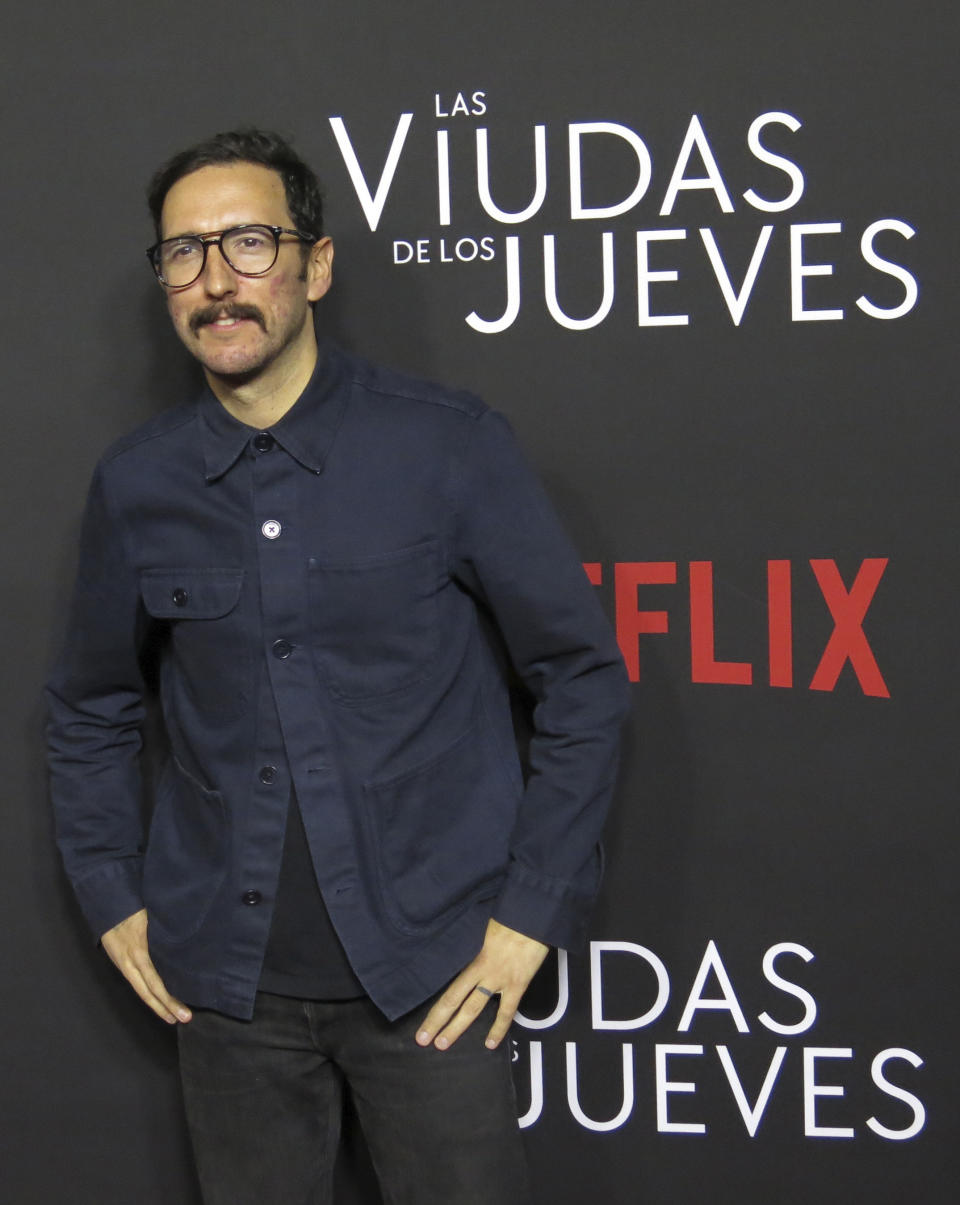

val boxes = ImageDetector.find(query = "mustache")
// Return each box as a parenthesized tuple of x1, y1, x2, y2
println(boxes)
(189, 302, 265, 334)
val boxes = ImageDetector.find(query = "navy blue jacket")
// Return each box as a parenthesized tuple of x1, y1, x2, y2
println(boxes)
(47, 343, 629, 1020)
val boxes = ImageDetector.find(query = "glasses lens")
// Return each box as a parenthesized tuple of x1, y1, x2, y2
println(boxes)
(157, 237, 205, 286)
(221, 226, 278, 275)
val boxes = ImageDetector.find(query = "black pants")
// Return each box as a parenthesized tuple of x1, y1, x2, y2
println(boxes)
(177, 991, 530, 1205)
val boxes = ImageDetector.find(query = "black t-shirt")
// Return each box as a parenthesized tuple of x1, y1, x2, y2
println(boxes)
(258, 789, 365, 1000)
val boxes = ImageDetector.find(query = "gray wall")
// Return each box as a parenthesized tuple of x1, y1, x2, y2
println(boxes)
(3, 2, 956, 1201)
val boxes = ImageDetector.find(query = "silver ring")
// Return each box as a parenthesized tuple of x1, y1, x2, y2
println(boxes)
(475, 985, 494, 998)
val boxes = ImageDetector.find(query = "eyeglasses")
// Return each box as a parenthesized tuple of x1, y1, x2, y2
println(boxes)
(146, 224, 314, 288)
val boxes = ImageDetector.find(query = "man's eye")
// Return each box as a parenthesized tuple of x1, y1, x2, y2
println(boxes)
(235, 233, 271, 251)
(167, 242, 199, 261)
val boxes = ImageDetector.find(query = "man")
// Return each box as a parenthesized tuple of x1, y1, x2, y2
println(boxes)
(47, 129, 629, 1204)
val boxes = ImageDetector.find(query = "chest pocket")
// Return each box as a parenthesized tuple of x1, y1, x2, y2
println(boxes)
(140, 568, 247, 715)
(308, 540, 441, 703)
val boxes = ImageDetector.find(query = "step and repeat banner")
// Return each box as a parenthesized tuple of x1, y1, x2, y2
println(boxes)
(4, 2, 956, 1202)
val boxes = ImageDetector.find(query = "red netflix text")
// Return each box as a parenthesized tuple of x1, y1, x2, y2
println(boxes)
(583, 559, 889, 698)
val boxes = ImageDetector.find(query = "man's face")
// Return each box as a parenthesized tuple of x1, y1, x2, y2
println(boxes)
(159, 162, 332, 384)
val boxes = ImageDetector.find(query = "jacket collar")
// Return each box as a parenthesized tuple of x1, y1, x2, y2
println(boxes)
(199, 339, 349, 481)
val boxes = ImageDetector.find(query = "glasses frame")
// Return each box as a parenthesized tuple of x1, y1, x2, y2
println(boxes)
(146, 224, 315, 288)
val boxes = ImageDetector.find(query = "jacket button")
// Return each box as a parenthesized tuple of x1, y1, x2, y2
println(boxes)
(241, 890, 262, 906)
(272, 639, 293, 660)
(261, 519, 282, 540)
(258, 765, 277, 784)
(253, 432, 274, 452)
(172, 587, 188, 606)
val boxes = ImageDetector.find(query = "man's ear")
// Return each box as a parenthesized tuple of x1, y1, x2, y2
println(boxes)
(306, 237, 334, 302)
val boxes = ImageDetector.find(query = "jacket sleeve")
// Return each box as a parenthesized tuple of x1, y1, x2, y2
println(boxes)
(450, 408, 631, 950)
(46, 463, 150, 940)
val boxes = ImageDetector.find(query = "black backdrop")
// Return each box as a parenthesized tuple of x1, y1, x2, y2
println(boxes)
(3, 2, 957, 1202)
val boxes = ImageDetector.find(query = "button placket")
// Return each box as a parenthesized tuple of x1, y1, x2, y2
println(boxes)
(248, 423, 336, 916)
(247, 437, 297, 920)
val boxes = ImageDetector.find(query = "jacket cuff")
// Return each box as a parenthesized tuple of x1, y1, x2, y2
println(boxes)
(491, 860, 598, 952)
(72, 857, 145, 943)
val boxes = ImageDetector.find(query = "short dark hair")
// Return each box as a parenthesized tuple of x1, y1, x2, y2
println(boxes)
(147, 128, 324, 241)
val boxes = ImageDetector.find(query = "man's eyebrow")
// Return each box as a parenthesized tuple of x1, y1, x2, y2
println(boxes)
(160, 222, 273, 241)
(161, 227, 223, 241)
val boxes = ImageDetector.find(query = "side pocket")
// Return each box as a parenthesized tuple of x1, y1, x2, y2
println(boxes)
(363, 722, 517, 935)
(142, 757, 227, 944)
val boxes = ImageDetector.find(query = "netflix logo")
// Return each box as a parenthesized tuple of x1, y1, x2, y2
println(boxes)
(584, 558, 889, 698)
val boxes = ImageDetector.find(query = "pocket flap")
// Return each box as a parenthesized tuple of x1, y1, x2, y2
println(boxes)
(140, 568, 244, 619)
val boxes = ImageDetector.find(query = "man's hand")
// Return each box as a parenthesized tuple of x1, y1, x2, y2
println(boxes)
(416, 918, 549, 1051)
(100, 909, 192, 1025)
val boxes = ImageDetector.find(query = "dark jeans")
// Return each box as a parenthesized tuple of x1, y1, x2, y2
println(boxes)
(177, 991, 531, 1205)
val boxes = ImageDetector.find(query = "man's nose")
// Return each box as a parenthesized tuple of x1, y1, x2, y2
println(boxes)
(201, 241, 238, 295)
